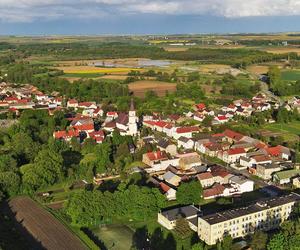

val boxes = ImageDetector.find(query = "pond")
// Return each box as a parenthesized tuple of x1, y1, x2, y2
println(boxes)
(93, 59, 173, 68)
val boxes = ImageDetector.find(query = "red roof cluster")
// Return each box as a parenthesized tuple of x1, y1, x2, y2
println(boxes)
(266, 145, 284, 157)
(227, 148, 246, 155)
(224, 129, 243, 141)
(73, 123, 94, 132)
(176, 126, 199, 134)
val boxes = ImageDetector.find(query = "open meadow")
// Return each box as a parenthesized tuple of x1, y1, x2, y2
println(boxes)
(128, 80, 177, 97)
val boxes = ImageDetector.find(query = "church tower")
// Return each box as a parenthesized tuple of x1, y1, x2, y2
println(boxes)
(128, 98, 138, 136)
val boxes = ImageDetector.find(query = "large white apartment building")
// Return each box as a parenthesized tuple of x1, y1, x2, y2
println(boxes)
(198, 193, 300, 245)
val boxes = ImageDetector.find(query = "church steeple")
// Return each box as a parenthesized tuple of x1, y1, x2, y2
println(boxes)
(130, 98, 135, 111)
(128, 98, 138, 136)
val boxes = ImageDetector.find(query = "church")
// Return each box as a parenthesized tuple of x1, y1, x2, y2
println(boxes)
(115, 99, 139, 136)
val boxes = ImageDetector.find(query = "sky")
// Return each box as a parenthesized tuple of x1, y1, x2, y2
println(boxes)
(0, 0, 300, 35)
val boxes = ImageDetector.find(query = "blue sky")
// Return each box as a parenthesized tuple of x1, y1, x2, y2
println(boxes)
(0, 0, 300, 35)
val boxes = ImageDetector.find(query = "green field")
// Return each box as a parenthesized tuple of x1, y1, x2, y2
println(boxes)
(263, 121, 300, 141)
(281, 70, 300, 81)
(92, 224, 134, 250)
(63, 73, 105, 78)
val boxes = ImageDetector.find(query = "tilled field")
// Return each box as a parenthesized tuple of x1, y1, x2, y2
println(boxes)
(9, 197, 86, 250)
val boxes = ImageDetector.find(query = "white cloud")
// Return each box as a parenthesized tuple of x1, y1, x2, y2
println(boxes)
(0, 0, 300, 22)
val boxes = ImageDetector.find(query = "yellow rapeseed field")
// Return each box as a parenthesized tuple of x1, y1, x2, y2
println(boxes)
(61, 66, 140, 74)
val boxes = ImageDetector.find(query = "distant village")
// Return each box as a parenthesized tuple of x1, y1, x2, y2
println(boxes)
(1, 81, 300, 245)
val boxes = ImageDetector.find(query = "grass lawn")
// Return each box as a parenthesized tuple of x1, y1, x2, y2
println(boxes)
(281, 70, 300, 81)
(263, 121, 300, 141)
(92, 224, 134, 250)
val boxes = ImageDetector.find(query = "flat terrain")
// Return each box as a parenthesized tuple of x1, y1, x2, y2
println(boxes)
(58, 66, 138, 74)
(128, 80, 177, 97)
(246, 65, 269, 75)
(263, 121, 300, 141)
(9, 196, 86, 250)
(92, 224, 134, 250)
(281, 70, 300, 81)
(265, 47, 300, 55)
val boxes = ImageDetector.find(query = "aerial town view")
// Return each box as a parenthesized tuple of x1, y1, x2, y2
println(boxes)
(1, 1, 300, 250)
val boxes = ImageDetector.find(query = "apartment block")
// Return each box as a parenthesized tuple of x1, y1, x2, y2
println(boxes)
(198, 193, 300, 245)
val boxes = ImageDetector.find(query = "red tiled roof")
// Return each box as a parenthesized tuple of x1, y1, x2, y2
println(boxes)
(89, 130, 105, 138)
(210, 165, 230, 178)
(93, 108, 102, 114)
(146, 151, 168, 161)
(104, 121, 116, 128)
(195, 103, 206, 110)
(0, 101, 8, 106)
(212, 133, 225, 137)
(160, 182, 171, 192)
(68, 99, 78, 104)
(255, 142, 268, 149)
(78, 102, 95, 107)
(73, 124, 94, 131)
(224, 129, 243, 141)
(176, 126, 199, 134)
(16, 99, 29, 104)
(252, 155, 271, 162)
(54, 130, 79, 139)
(203, 184, 225, 198)
(267, 145, 283, 156)
(227, 148, 246, 155)
(155, 121, 168, 128)
(216, 115, 228, 121)
(107, 111, 118, 116)
(4, 96, 19, 102)
(197, 172, 213, 181)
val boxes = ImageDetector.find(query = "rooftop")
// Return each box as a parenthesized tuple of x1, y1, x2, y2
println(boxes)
(201, 193, 300, 225)
(161, 205, 200, 221)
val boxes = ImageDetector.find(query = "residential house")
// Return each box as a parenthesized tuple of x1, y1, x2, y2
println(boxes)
(162, 171, 181, 186)
(197, 172, 214, 188)
(158, 205, 201, 230)
(273, 169, 300, 185)
(142, 150, 168, 167)
(256, 163, 283, 180)
(178, 154, 202, 171)
(67, 99, 78, 109)
(78, 102, 97, 110)
(229, 176, 254, 193)
(173, 126, 199, 140)
(157, 139, 177, 156)
(221, 148, 246, 164)
(177, 136, 194, 150)
(53, 129, 80, 142)
(159, 182, 177, 201)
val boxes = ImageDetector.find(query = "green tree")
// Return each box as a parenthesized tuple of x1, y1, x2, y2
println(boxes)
(268, 66, 281, 89)
(251, 230, 268, 250)
(177, 180, 203, 205)
(221, 235, 233, 250)
(267, 233, 287, 250)
(191, 242, 204, 250)
(0, 171, 21, 196)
